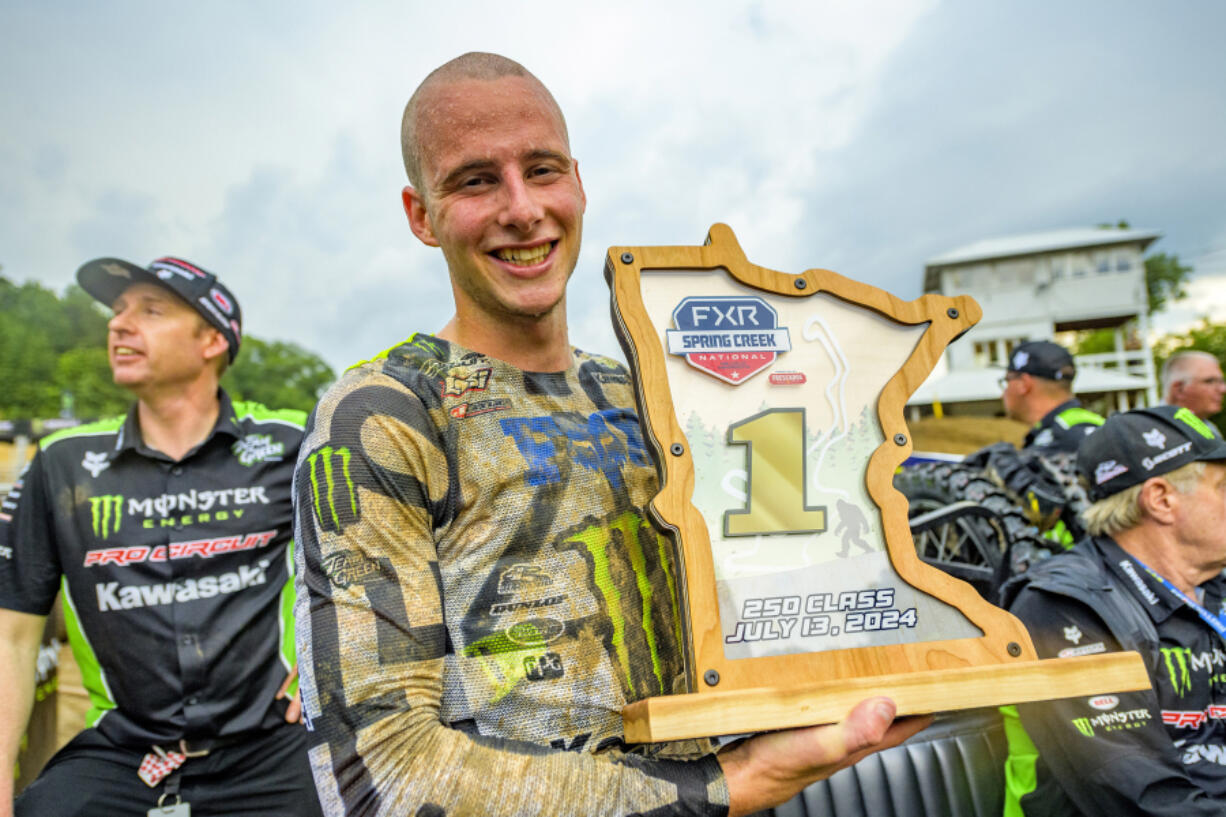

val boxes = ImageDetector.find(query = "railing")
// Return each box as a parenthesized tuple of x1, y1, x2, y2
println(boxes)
(1075, 350, 1152, 379)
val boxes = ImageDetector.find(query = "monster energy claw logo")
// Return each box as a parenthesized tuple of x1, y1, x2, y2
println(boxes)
(1072, 717, 1094, 738)
(306, 445, 360, 534)
(1162, 647, 1193, 696)
(89, 495, 123, 539)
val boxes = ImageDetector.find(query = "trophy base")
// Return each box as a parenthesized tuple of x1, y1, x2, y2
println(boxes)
(622, 651, 1150, 743)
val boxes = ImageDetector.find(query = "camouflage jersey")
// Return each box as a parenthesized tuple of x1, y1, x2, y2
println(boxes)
(293, 333, 728, 817)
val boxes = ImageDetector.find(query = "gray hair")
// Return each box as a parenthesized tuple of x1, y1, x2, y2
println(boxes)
(1161, 350, 1221, 396)
(1081, 461, 1205, 537)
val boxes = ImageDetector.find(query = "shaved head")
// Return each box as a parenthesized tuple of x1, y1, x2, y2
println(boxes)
(401, 52, 569, 193)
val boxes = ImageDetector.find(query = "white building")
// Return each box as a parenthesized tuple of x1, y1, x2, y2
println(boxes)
(909, 227, 1160, 417)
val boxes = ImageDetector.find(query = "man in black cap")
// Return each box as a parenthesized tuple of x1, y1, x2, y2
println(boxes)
(999, 340, 1104, 453)
(999, 405, 1226, 815)
(0, 257, 323, 815)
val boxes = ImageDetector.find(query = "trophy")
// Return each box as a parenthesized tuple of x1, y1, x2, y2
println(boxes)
(606, 224, 1149, 742)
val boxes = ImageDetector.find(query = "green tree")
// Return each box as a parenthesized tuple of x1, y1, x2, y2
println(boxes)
(54, 347, 130, 418)
(0, 272, 334, 420)
(222, 337, 335, 413)
(1143, 252, 1193, 316)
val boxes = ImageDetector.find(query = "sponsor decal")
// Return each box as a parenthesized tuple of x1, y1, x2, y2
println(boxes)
(1071, 708, 1153, 737)
(665, 296, 791, 385)
(321, 549, 380, 588)
(88, 488, 271, 537)
(489, 595, 566, 616)
(450, 398, 511, 419)
(769, 371, 806, 386)
(0, 544, 12, 560)
(1142, 427, 1167, 449)
(1063, 625, 1083, 644)
(1094, 460, 1129, 484)
(1088, 695, 1119, 711)
(1159, 646, 1226, 697)
(151, 258, 206, 281)
(523, 652, 565, 682)
(497, 564, 552, 594)
(1174, 406, 1216, 439)
(1182, 744, 1226, 766)
(81, 451, 110, 478)
(1118, 559, 1161, 606)
(505, 617, 565, 646)
(232, 433, 284, 466)
(1142, 441, 1192, 470)
(197, 296, 228, 328)
(1058, 642, 1107, 658)
(1164, 706, 1226, 728)
(82, 529, 276, 567)
(1011, 350, 1029, 369)
(1032, 429, 1054, 448)
(96, 560, 269, 611)
(89, 495, 124, 539)
(443, 367, 491, 398)
(501, 408, 649, 490)
(102, 262, 132, 278)
(305, 445, 360, 534)
(209, 287, 234, 315)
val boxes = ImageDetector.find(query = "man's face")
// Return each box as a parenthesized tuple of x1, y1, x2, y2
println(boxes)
(108, 282, 225, 391)
(1172, 357, 1226, 419)
(1173, 462, 1226, 573)
(404, 75, 586, 325)
(1000, 371, 1025, 422)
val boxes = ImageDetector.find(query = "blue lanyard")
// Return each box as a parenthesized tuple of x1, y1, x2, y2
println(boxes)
(1131, 556, 1226, 646)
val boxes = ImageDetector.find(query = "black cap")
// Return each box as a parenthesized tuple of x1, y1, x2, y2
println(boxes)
(77, 257, 242, 363)
(1007, 340, 1075, 382)
(1077, 405, 1226, 501)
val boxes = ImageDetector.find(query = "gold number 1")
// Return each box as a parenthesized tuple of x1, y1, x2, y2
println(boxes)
(724, 408, 827, 537)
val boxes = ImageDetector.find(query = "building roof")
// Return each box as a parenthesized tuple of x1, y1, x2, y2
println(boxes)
(908, 365, 1151, 406)
(923, 227, 1162, 292)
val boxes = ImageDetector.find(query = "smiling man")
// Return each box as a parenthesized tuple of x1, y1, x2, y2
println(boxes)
(0, 257, 321, 816)
(292, 52, 925, 817)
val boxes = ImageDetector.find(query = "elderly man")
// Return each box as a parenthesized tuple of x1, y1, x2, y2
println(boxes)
(999, 340, 1103, 453)
(0, 257, 321, 816)
(292, 52, 925, 817)
(1162, 350, 1225, 436)
(1000, 405, 1226, 815)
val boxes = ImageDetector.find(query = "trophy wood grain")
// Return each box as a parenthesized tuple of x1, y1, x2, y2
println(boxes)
(622, 650, 1152, 743)
(606, 224, 1036, 703)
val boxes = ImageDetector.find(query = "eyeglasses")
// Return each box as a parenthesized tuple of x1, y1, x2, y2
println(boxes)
(1193, 377, 1226, 387)
(997, 373, 1021, 390)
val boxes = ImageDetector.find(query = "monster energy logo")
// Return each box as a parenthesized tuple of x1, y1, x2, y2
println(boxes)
(1072, 717, 1094, 738)
(1174, 406, 1215, 439)
(306, 445, 360, 534)
(1162, 647, 1193, 696)
(89, 495, 123, 539)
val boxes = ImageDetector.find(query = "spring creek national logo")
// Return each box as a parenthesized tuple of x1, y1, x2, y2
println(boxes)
(232, 434, 285, 466)
(665, 296, 791, 385)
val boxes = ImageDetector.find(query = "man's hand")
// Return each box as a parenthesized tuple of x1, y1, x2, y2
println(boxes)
(275, 665, 302, 723)
(718, 697, 931, 817)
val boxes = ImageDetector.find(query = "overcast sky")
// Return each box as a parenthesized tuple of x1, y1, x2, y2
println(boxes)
(3, 0, 1224, 372)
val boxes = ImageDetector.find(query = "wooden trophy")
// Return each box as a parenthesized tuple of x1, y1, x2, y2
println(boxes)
(606, 224, 1149, 742)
